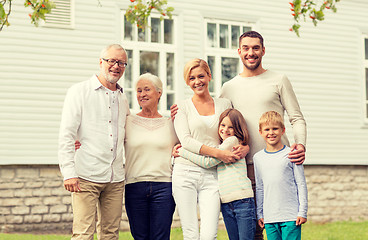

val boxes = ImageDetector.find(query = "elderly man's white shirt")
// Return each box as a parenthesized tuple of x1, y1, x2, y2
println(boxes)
(58, 75, 130, 183)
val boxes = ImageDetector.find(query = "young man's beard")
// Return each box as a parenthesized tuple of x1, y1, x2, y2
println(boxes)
(243, 58, 261, 71)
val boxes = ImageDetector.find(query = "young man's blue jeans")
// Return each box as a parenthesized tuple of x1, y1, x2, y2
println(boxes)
(125, 181, 176, 240)
(221, 197, 257, 240)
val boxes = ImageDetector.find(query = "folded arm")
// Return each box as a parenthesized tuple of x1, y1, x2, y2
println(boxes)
(173, 102, 239, 163)
(179, 147, 221, 168)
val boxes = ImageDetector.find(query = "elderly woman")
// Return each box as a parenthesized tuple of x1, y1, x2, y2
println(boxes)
(124, 73, 178, 240)
(75, 73, 177, 239)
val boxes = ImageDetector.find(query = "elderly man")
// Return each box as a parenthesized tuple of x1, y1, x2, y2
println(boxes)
(58, 44, 129, 240)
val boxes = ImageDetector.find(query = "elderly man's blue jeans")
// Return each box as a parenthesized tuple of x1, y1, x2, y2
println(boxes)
(125, 181, 175, 240)
(221, 197, 257, 240)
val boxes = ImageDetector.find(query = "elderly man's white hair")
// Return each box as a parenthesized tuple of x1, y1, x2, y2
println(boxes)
(100, 44, 127, 58)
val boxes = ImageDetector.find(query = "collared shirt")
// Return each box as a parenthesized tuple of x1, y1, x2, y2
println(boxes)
(58, 75, 130, 183)
(105, 87, 119, 159)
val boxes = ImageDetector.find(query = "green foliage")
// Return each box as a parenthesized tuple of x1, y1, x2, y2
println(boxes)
(289, 0, 340, 37)
(0, 0, 338, 36)
(125, 0, 174, 30)
(0, 0, 11, 30)
(0, 4, 5, 20)
(24, 0, 55, 27)
(0, 0, 55, 31)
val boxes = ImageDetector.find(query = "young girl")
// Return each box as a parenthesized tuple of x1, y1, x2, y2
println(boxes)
(177, 108, 257, 240)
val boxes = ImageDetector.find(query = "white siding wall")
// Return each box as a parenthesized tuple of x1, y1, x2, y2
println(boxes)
(0, 0, 367, 165)
(0, 0, 122, 164)
(170, 0, 368, 165)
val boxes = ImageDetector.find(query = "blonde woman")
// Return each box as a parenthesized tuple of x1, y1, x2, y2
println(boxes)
(172, 59, 247, 240)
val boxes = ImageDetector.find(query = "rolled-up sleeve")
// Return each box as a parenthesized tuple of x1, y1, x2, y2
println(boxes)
(58, 86, 81, 180)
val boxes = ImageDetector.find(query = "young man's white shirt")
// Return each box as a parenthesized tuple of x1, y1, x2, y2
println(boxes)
(220, 70, 306, 164)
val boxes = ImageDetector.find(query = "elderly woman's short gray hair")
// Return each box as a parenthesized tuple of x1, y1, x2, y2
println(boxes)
(135, 73, 163, 93)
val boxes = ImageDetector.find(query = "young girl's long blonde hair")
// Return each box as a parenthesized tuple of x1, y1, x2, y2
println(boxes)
(218, 109, 249, 146)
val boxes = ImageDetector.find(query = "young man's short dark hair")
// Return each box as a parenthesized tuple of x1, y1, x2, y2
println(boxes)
(239, 31, 264, 48)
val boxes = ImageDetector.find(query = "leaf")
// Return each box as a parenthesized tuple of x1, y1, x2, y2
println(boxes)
(292, 23, 301, 37)
(315, 10, 324, 20)
(0, 4, 5, 20)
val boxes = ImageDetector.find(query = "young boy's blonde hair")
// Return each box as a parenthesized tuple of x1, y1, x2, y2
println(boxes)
(259, 111, 285, 130)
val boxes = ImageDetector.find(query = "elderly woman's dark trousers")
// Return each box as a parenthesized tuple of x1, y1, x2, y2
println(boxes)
(125, 181, 176, 240)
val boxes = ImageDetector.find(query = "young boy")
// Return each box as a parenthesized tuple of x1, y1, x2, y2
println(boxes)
(253, 111, 308, 240)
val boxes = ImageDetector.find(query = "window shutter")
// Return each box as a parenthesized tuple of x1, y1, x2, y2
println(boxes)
(44, 0, 74, 28)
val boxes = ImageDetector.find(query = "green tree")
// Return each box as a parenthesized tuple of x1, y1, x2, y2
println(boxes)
(0, 0, 54, 31)
(125, 0, 174, 30)
(127, 0, 340, 36)
(290, 0, 340, 36)
(0, 0, 339, 37)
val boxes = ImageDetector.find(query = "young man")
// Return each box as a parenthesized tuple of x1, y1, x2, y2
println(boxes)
(220, 30, 306, 164)
(58, 44, 130, 240)
(254, 111, 308, 240)
(219, 30, 307, 239)
(170, 31, 306, 239)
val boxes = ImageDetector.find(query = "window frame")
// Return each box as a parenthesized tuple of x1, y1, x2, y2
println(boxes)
(205, 19, 254, 97)
(363, 34, 368, 125)
(120, 12, 178, 114)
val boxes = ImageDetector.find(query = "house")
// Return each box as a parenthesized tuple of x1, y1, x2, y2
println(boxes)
(0, 0, 367, 233)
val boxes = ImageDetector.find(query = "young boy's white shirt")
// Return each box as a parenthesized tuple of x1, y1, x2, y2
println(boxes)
(253, 145, 308, 223)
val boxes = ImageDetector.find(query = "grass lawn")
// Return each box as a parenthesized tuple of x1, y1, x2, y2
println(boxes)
(0, 221, 367, 240)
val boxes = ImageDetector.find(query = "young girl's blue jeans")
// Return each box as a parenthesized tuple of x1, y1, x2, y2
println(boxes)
(221, 197, 257, 240)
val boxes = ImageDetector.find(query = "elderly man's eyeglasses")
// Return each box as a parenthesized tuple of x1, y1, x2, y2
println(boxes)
(102, 58, 128, 68)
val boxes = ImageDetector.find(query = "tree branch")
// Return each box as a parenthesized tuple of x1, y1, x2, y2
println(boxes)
(0, 0, 11, 31)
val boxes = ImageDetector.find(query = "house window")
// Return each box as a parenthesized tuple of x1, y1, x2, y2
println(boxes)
(364, 36, 368, 121)
(121, 14, 176, 112)
(205, 19, 253, 96)
(44, 0, 74, 28)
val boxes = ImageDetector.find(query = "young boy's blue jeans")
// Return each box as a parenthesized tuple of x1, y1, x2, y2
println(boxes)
(265, 221, 301, 240)
(221, 197, 257, 240)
